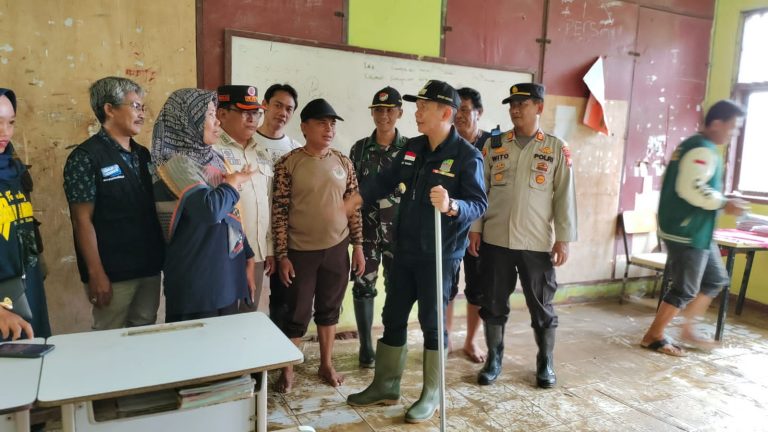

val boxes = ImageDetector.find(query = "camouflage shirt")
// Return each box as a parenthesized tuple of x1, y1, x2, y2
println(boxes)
(349, 129, 408, 208)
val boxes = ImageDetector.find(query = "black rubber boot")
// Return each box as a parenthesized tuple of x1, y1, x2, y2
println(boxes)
(534, 327, 556, 388)
(477, 324, 504, 385)
(353, 297, 376, 368)
(347, 340, 407, 406)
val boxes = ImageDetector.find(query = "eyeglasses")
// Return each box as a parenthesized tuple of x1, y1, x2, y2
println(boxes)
(227, 107, 263, 119)
(120, 101, 146, 113)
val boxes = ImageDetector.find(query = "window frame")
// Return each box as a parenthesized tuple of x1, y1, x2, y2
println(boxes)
(726, 8, 768, 203)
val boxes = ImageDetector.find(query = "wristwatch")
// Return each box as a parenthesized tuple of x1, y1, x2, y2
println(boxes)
(446, 198, 459, 217)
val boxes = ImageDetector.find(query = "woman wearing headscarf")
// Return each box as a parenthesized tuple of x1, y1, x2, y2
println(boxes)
(0, 87, 37, 340)
(151, 88, 256, 322)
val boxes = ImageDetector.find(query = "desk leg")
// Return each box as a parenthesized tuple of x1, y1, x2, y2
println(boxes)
(716, 248, 736, 341)
(61, 404, 76, 432)
(13, 410, 29, 432)
(735, 251, 755, 316)
(257, 370, 267, 432)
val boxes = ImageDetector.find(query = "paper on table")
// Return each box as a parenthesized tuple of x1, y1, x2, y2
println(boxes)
(583, 57, 609, 135)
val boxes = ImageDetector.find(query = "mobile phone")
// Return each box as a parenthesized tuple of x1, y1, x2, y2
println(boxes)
(0, 343, 55, 358)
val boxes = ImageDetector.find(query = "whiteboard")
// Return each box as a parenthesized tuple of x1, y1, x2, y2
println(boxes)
(230, 34, 531, 153)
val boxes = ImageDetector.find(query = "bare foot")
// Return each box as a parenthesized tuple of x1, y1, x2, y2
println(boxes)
(680, 331, 720, 351)
(463, 341, 487, 363)
(318, 364, 344, 387)
(276, 367, 294, 393)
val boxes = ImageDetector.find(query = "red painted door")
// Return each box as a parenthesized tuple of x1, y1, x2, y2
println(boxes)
(443, 0, 544, 75)
(619, 8, 712, 212)
(199, 0, 346, 89)
(543, 0, 639, 100)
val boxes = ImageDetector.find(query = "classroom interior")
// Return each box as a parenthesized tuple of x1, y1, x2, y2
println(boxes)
(3, 0, 768, 431)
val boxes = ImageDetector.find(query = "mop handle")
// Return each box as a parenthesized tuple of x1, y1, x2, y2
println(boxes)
(434, 207, 447, 431)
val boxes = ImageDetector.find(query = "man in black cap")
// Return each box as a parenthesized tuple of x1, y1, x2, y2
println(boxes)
(470, 83, 577, 388)
(271, 98, 365, 393)
(348, 86, 408, 369)
(214, 85, 273, 311)
(346, 80, 487, 424)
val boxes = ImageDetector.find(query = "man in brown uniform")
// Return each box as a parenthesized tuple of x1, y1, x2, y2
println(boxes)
(272, 98, 365, 392)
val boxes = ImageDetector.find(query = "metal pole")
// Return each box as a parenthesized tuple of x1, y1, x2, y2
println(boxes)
(434, 208, 447, 431)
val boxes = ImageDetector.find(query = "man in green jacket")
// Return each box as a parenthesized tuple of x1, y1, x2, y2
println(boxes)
(641, 100, 747, 356)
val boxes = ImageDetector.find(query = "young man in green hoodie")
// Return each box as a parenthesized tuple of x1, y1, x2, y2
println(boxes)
(641, 100, 747, 356)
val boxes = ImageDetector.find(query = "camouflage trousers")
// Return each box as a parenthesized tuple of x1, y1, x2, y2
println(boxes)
(352, 203, 397, 299)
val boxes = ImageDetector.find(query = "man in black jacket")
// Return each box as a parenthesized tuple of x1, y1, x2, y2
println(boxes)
(346, 80, 487, 423)
(63, 77, 165, 330)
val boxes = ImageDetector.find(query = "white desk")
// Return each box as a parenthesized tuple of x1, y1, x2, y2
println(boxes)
(37, 312, 302, 432)
(0, 338, 45, 432)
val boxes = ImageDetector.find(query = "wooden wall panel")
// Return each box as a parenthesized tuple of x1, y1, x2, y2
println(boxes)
(444, 0, 544, 74)
(543, 0, 639, 100)
(620, 8, 712, 213)
(198, 0, 345, 89)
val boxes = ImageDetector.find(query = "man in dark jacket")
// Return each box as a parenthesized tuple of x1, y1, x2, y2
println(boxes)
(346, 80, 487, 424)
(63, 77, 165, 330)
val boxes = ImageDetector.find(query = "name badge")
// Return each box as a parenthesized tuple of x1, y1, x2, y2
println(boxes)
(100, 164, 125, 181)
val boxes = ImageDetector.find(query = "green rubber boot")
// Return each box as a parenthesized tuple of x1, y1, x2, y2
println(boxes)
(353, 297, 376, 368)
(405, 349, 441, 423)
(347, 340, 407, 406)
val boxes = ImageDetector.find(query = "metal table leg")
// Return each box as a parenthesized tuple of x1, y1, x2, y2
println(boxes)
(735, 251, 755, 316)
(715, 247, 736, 341)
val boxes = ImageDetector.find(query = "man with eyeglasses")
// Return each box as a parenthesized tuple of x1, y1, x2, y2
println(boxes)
(470, 83, 577, 388)
(64, 76, 165, 330)
(214, 85, 274, 312)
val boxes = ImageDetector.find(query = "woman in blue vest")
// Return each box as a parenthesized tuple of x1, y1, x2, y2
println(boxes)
(151, 88, 256, 322)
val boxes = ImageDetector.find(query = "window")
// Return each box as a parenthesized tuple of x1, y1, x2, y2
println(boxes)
(731, 9, 768, 198)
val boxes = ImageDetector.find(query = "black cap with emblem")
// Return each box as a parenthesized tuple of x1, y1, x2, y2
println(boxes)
(403, 80, 460, 108)
(217, 85, 265, 110)
(369, 86, 403, 108)
(501, 83, 545, 104)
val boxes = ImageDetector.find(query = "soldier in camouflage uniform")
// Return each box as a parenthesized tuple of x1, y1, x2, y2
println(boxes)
(348, 86, 408, 368)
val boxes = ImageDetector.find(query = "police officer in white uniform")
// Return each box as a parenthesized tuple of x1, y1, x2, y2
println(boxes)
(468, 83, 577, 388)
(213, 85, 274, 311)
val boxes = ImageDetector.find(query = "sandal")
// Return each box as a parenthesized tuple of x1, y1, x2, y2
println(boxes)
(641, 338, 687, 357)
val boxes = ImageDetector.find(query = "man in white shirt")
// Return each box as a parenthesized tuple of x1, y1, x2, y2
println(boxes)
(253, 84, 301, 326)
(213, 85, 274, 311)
(254, 84, 302, 165)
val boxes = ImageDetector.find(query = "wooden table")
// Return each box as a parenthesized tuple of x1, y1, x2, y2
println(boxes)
(37, 312, 303, 432)
(713, 229, 768, 340)
(0, 338, 46, 432)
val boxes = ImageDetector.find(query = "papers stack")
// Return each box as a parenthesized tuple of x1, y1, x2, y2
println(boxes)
(736, 213, 768, 237)
(115, 389, 179, 417)
(177, 375, 255, 410)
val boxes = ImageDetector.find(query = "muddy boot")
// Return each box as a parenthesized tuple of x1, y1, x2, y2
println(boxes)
(347, 340, 407, 406)
(405, 349, 441, 423)
(478, 324, 504, 385)
(534, 327, 556, 388)
(353, 297, 376, 368)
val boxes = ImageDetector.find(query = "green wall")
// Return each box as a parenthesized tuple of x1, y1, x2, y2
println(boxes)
(709, 0, 768, 305)
(347, 0, 443, 57)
